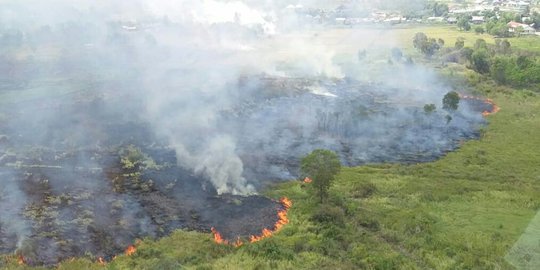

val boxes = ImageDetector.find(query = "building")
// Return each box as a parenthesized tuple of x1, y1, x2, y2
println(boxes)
(507, 21, 536, 35)
(471, 16, 485, 24)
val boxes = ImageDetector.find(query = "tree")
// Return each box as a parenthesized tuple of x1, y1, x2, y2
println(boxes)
(495, 39, 511, 54)
(474, 26, 485, 34)
(471, 49, 490, 74)
(490, 56, 511, 84)
(428, 2, 449, 17)
(301, 149, 341, 203)
(455, 37, 465, 49)
(442, 91, 460, 111)
(424, 104, 436, 114)
(531, 11, 540, 30)
(413, 32, 441, 58)
(457, 17, 471, 31)
(413, 32, 428, 50)
(474, 39, 488, 50)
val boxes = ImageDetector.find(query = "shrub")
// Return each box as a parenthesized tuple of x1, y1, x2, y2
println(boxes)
(351, 181, 378, 198)
(311, 204, 346, 226)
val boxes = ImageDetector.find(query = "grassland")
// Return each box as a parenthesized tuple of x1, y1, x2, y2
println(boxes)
(2, 25, 540, 269)
(395, 25, 540, 53)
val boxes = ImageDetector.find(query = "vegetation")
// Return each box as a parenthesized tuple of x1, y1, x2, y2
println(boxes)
(442, 91, 460, 111)
(413, 32, 443, 58)
(300, 149, 342, 203)
(423, 103, 436, 114)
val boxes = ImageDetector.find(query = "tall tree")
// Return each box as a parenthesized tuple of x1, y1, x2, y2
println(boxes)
(442, 91, 460, 111)
(301, 149, 341, 203)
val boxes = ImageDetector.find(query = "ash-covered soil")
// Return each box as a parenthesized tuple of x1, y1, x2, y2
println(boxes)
(0, 76, 493, 266)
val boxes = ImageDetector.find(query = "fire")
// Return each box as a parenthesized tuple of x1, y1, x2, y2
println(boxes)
(17, 255, 25, 265)
(249, 228, 273, 243)
(459, 94, 500, 116)
(98, 257, 106, 266)
(211, 227, 229, 245)
(281, 197, 292, 209)
(303, 177, 312, 183)
(210, 197, 292, 246)
(249, 197, 292, 243)
(233, 237, 243, 247)
(125, 245, 137, 256)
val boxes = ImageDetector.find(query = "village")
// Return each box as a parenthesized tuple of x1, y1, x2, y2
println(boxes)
(286, 0, 540, 36)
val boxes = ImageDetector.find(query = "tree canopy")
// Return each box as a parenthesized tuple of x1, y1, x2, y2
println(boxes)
(300, 149, 341, 203)
(442, 91, 460, 111)
(413, 32, 443, 58)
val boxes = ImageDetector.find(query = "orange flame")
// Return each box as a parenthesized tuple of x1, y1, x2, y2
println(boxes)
(233, 237, 244, 247)
(125, 245, 136, 256)
(281, 197, 292, 209)
(98, 257, 106, 266)
(303, 177, 312, 183)
(211, 227, 229, 245)
(17, 255, 25, 265)
(210, 197, 292, 246)
(249, 197, 292, 243)
(459, 94, 500, 116)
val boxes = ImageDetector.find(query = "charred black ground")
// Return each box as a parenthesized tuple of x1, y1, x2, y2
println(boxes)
(0, 76, 493, 266)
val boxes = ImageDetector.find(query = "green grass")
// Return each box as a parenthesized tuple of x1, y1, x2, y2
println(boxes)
(395, 25, 540, 53)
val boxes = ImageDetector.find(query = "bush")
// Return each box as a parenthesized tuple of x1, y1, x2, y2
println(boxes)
(245, 239, 294, 261)
(351, 181, 378, 198)
(311, 204, 346, 226)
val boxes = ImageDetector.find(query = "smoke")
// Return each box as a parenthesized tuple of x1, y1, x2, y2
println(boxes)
(0, 0, 490, 264)
(0, 171, 30, 250)
(0, 0, 482, 196)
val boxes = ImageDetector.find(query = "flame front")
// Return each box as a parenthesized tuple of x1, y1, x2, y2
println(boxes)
(459, 94, 500, 116)
(248, 197, 292, 243)
(125, 245, 137, 256)
(211, 197, 292, 246)
(98, 257, 106, 265)
(303, 177, 312, 183)
(17, 255, 25, 265)
(211, 227, 228, 245)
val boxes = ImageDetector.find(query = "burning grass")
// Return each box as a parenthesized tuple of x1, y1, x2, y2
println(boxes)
(211, 197, 292, 246)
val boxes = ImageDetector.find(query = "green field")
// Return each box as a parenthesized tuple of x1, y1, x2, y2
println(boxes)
(2, 26, 540, 269)
(395, 25, 540, 53)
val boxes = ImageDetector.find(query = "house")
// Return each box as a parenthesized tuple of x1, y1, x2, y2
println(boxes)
(507, 21, 536, 35)
(471, 16, 485, 24)
(427, 16, 445, 23)
(335, 17, 346, 24)
(447, 17, 458, 24)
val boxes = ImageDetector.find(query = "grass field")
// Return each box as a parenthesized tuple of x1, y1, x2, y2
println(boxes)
(394, 25, 540, 53)
(2, 25, 540, 269)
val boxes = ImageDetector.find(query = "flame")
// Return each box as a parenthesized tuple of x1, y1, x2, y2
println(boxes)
(233, 237, 244, 247)
(458, 94, 500, 116)
(210, 197, 292, 246)
(248, 197, 292, 243)
(303, 177, 312, 183)
(17, 255, 25, 265)
(281, 197, 292, 209)
(211, 227, 229, 245)
(98, 257, 106, 266)
(125, 245, 136, 256)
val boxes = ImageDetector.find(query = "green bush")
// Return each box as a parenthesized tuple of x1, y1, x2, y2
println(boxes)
(311, 205, 346, 226)
(351, 181, 378, 198)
